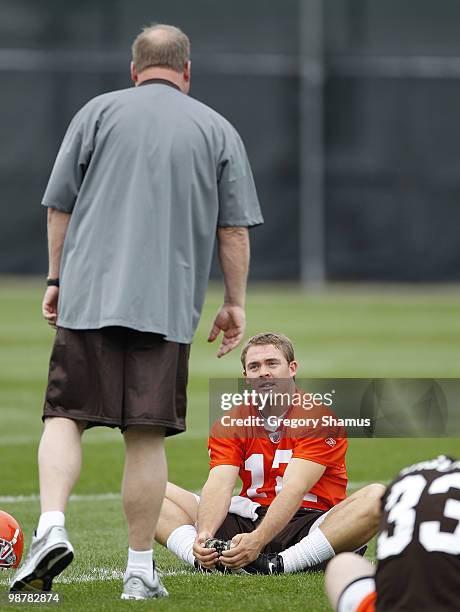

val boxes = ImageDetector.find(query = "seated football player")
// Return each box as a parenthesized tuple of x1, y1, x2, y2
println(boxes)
(325, 454, 460, 612)
(155, 332, 385, 574)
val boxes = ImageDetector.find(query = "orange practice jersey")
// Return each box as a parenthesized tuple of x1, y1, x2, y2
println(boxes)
(209, 405, 348, 511)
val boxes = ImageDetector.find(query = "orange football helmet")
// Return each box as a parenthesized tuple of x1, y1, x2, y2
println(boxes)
(0, 510, 24, 569)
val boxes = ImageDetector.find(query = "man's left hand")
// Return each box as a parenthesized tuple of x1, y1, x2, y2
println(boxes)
(219, 531, 264, 569)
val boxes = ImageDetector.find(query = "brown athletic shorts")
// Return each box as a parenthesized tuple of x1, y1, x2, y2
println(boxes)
(43, 326, 190, 435)
(214, 506, 326, 554)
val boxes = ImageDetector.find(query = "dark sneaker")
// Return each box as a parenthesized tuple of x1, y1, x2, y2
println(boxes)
(204, 538, 231, 556)
(190, 538, 234, 574)
(242, 552, 284, 575)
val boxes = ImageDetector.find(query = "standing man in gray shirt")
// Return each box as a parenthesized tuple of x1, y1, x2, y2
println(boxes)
(11, 24, 263, 600)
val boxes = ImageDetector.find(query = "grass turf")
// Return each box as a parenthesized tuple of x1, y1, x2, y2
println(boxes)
(0, 279, 459, 610)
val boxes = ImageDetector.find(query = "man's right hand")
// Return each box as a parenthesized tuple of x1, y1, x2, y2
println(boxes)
(42, 286, 59, 328)
(207, 304, 246, 358)
(193, 531, 219, 569)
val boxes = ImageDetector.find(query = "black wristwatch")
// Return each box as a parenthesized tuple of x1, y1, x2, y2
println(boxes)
(46, 278, 60, 287)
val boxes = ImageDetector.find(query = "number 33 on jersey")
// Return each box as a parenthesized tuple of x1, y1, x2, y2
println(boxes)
(375, 455, 460, 612)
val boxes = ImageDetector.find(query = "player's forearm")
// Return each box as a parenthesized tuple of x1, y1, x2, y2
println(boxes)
(197, 481, 233, 535)
(217, 226, 249, 307)
(47, 208, 71, 278)
(254, 487, 305, 546)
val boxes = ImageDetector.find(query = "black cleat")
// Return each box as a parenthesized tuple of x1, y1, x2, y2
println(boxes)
(204, 538, 231, 556)
(242, 552, 284, 575)
(193, 538, 232, 573)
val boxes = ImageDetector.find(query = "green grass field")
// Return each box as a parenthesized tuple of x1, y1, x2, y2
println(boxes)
(0, 279, 459, 611)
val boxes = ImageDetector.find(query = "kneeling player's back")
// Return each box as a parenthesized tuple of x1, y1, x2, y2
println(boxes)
(375, 455, 460, 611)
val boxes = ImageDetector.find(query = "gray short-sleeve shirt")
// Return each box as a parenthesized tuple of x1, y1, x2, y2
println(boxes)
(42, 80, 263, 343)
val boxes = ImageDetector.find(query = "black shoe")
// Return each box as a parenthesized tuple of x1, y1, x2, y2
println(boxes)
(194, 538, 232, 574)
(205, 537, 232, 573)
(204, 538, 231, 556)
(242, 553, 284, 575)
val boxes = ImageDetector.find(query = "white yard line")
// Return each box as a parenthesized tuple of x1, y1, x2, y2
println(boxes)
(0, 569, 190, 587)
(0, 493, 121, 503)
(56, 568, 191, 583)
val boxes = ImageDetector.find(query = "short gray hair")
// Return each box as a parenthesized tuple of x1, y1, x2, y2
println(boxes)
(240, 333, 295, 369)
(132, 24, 190, 74)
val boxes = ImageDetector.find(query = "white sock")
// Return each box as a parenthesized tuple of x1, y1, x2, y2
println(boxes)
(166, 524, 197, 566)
(36, 511, 65, 539)
(126, 548, 154, 581)
(280, 527, 335, 573)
